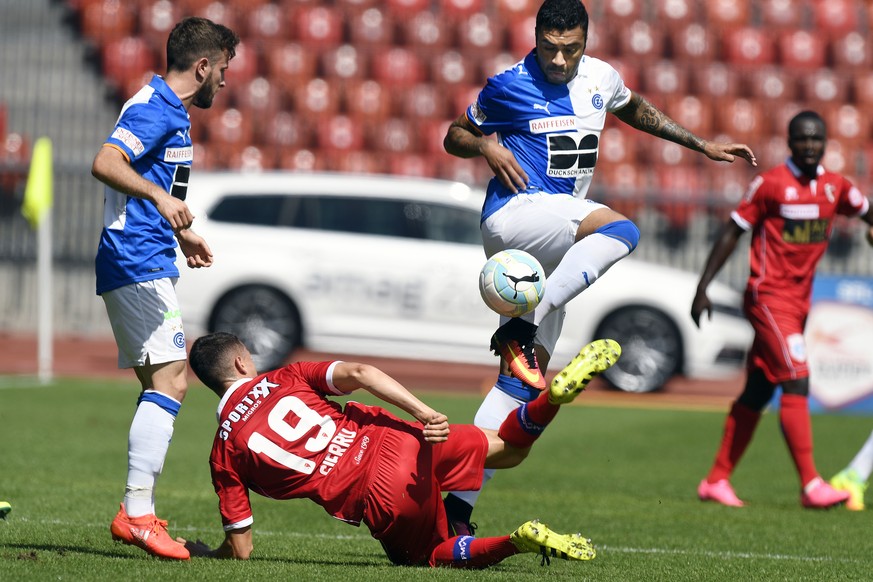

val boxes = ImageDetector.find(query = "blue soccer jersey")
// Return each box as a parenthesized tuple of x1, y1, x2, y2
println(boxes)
(95, 75, 193, 295)
(466, 51, 632, 221)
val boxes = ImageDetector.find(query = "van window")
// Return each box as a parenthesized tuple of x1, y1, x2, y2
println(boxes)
(210, 194, 480, 245)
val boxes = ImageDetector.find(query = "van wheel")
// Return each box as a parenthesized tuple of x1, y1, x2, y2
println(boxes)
(209, 285, 301, 370)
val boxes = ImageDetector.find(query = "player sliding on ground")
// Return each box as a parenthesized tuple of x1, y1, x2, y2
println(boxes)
(180, 332, 620, 568)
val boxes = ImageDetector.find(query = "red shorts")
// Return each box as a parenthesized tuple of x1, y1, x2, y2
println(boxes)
(362, 422, 487, 566)
(744, 298, 809, 384)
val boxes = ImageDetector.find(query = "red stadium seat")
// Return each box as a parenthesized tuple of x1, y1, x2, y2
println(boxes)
(343, 79, 392, 121)
(709, 164, 756, 211)
(337, 0, 379, 14)
(387, 153, 438, 178)
(757, 135, 789, 170)
(640, 61, 689, 97)
(831, 32, 871, 71)
(745, 66, 799, 101)
(0, 132, 30, 196)
(385, 0, 430, 18)
(205, 107, 254, 147)
(438, 0, 485, 23)
(507, 15, 536, 58)
(768, 100, 805, 137)
(608, 59, 640, 92)
(295, 6, 344, 47)
(800, 69, 851, 105)
(602, 0, 643, 24)
(194, 1, 239, 32)
(262, 111, 312, 149)
(691, 62, 742, 97)
(398, 10, 453, 51)
(494, 0, 534, 18)
(655, 166, 706, 228)
(704, 0, 750, 30)
(81, 0, 135, 43)
(102, 37, 156, 96)
(401, 83, 447, 120)
(276, 148, 325, 171)
(722, 27, 775, 66)
(584, 19, 615, 58)
(759, 0, 807, 30)
(438, 155, 489, 187)
(224, 42, 259, 86)
(264, 42, 318, 95)
(670, 22, 718, 64)
(292, 78, 342, 119)
(665, 95, 715, 138)
(821, 137, 850, 175)
(320, 44, 368, 81)
(597, 162, 648, 220)
(138, 0, 180, 51)
(230, 77, 283, 142)
(371, 48, 426, 88)
(326, 150, 387, 174)
(824, 105, 870, 148)
(652, 0, 699, 27)
(432, 50, 476, 87)
(348, 7, 395, 47)
(218, 143, 275, 172)
(457, 12, 504, 56)
(369, 118, 418, 153)
(854, 71, 873, 106)
(812, 0, 858, 37)
(450, 84, 482, 120)
(615, 20, 666, 62)
(247, 2, 285, 42)
(777, 30, 826, 70)
(421, 118, 452, 155)
(480, 52, 521, 79)
(598, 127, 638, 165)
(713, 97, 766, 141)
(316, 115, 365, 152)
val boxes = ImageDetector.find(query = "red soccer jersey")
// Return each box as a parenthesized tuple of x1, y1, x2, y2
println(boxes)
(732, 161, 869, 310)
(209, 361, 404, 529)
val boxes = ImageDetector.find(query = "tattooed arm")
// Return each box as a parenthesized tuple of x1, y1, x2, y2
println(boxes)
(612, 91, 757, 166)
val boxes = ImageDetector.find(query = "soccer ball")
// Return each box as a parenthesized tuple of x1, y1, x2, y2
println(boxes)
(479, 249, 545, 317)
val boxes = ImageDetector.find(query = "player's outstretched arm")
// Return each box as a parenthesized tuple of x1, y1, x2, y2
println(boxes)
(613, 92, 757, 167)
(179, 526, 253, 559)
(332, 362, 450, 442)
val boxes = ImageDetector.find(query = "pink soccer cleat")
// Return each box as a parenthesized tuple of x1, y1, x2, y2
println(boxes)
(697, 479, 745, 507)
(801, 477, 851, 509)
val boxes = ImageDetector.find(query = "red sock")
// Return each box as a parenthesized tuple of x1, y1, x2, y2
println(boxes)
(708, 401, 761, 483)
(428, 535, 518, 569)
(497, 390, 559, 449)
(779, 393, 819, 486)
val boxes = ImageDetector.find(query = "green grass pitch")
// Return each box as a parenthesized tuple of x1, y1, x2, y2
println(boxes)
(0, 376, 870, 581)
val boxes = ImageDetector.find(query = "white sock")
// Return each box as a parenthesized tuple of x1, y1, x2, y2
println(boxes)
(848, 430, 873, 482)
(124, 399, 177, 517)
(450, 469, 496, 508)
(534, 233, 630, 325)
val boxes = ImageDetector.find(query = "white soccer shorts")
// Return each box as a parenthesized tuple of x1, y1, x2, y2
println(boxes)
(481, 192, 606, 356)
(102, 277, 186, 369)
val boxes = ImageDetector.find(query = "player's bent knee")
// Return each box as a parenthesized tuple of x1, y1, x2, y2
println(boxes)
(595, 219, 640, 252)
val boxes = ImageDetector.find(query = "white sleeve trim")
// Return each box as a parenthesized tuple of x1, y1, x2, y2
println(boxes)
(730, 210, 753, 231)
(324, 361, 348, 395)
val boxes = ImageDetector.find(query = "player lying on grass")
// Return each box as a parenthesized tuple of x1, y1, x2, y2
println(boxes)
(180, 332, 620, 568)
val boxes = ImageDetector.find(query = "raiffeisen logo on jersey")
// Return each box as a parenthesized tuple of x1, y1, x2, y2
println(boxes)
(164, 146, 194, 162)
(529, 115, 577, 134)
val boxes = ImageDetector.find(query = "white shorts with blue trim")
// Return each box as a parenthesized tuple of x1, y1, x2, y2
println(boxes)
(101, 277, 186, 369)
(481, 192, 607, 356)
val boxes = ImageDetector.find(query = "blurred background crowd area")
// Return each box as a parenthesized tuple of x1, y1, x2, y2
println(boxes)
(1, 0, 873, 334)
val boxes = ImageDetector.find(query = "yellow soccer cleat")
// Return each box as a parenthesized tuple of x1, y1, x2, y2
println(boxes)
(549, 339, 621, 405)
(510, 519, 596, 565)
(0, 501, 10, 519)
(830, 469, 867, 511)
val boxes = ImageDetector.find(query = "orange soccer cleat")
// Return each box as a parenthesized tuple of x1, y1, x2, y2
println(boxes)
(110, 503, 190, 560)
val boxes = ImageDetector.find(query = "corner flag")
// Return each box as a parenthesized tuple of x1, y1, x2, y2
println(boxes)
(21, 137, 53, 229)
